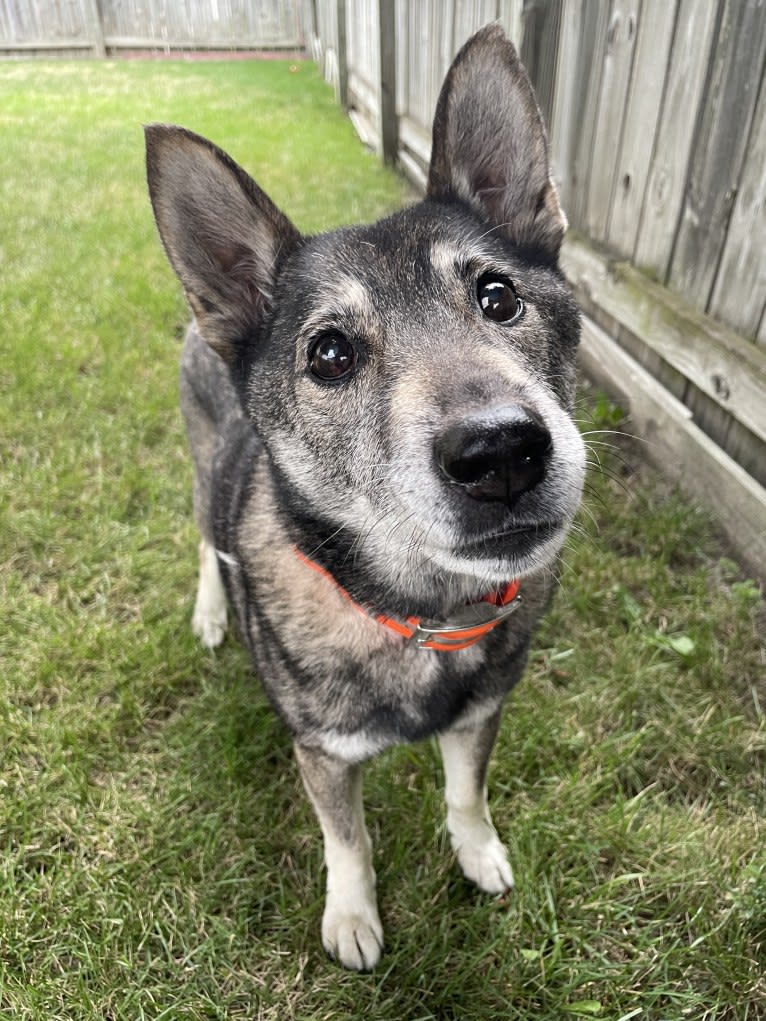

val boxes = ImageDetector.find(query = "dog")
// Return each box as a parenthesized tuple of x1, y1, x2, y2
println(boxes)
(145, 24, 585, 970)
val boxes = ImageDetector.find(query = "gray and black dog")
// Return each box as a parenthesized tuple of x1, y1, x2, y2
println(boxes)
(145, 24, 585, 970)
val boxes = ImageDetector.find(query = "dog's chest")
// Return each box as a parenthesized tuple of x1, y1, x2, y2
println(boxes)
(242, 537, 492, 738)
(217, 488, 509, 744)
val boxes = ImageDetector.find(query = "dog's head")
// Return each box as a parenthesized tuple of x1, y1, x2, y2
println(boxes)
(146, 26, 585, 611)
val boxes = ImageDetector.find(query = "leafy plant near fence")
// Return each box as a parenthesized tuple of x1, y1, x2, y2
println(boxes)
(0, 58, 764, 1021)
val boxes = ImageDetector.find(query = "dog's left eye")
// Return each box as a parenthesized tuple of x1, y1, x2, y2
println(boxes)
(477, 274, 524, 325)
(308, 332, 357, 381)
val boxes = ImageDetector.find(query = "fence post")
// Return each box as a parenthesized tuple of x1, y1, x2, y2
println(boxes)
(378, 0, 397, 165)
(336, 0, 349, 108)
(85, 0, 106, 57)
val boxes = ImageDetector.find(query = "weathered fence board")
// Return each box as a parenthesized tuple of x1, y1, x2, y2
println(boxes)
(101, 0, 303, 48)
(379, 0, 397, 163)
(605, 0, 677, 258)
(454, 0, 498, 52)
(428, 0, 453, 127)
(632, 0, 719, 282)
(548, 0, 579, 211)
(309, 0, 342, 99)
(346, 0, 379, 99)
(519, 0, 560, 130)
(0, 0, 98, 51)
(345, 0, 381, 148)
(498, 0, 522, 44)
(395, 0, 408, 113)
(0, 0, 303, 52)
(583, 0, 640, 243)
(567, 0, 609, 229)
(667, 0, 766, 313)
(708, 57, 766, 339)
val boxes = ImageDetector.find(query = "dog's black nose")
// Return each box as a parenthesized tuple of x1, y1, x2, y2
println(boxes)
(435, 406, 552, 508)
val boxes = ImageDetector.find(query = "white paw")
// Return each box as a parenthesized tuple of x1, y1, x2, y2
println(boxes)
(192, 604, 227, 648)
(322, 897, 384, 971)
(449, 819, 515, 894)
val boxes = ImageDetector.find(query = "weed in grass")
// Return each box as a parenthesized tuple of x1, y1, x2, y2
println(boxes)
(1, 58, 764, 1021)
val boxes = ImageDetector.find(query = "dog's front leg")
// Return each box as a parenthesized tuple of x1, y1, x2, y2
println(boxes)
(438, 707, 514, 895)
(294, 742, 383, 970)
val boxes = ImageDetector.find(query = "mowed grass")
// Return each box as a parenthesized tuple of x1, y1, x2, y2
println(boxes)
(0, 57, 764, 1020)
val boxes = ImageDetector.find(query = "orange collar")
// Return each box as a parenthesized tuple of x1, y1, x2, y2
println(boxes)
(293, 546, 521, 652)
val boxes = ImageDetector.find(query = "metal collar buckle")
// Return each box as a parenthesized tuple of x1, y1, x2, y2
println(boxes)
(410, 593, 523, 649)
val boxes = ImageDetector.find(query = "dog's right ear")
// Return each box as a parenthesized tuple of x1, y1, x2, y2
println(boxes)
(145, 124, 301, 362)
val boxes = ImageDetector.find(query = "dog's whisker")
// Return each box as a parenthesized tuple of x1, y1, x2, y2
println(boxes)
(305, 524, 348, 560)
(575, 500, 600, 534)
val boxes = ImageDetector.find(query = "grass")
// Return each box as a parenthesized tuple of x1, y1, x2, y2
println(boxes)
(0, 56, 764, 1020)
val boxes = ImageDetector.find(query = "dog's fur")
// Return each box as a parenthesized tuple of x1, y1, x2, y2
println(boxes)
(145, 25, 585, 970)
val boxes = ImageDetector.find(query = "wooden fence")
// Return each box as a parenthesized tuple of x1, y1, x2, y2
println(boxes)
(307, 0, 766, 580)
(0, 0, 304, 55)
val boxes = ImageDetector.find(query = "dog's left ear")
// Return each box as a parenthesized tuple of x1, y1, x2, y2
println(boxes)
(145, 124, 301, 363)
(427, 24, 566, 261)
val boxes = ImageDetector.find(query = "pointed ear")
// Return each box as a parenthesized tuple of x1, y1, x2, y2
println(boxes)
(427, 24, 566, 261)
(145, 124, 301, 362)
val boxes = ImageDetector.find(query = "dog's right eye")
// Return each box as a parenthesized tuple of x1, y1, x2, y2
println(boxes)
(477, 273, 524, 325)
(308, 332, 357, 381)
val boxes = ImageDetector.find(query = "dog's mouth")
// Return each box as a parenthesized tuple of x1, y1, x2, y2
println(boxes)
(454, 518, 565, 556)
(485, 518, 562, 540)
(395, 514, 568, 603)
(418, 515, 567, 569)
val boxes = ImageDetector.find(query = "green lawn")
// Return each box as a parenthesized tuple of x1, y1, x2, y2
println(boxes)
(0, 57, 764, 1020)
